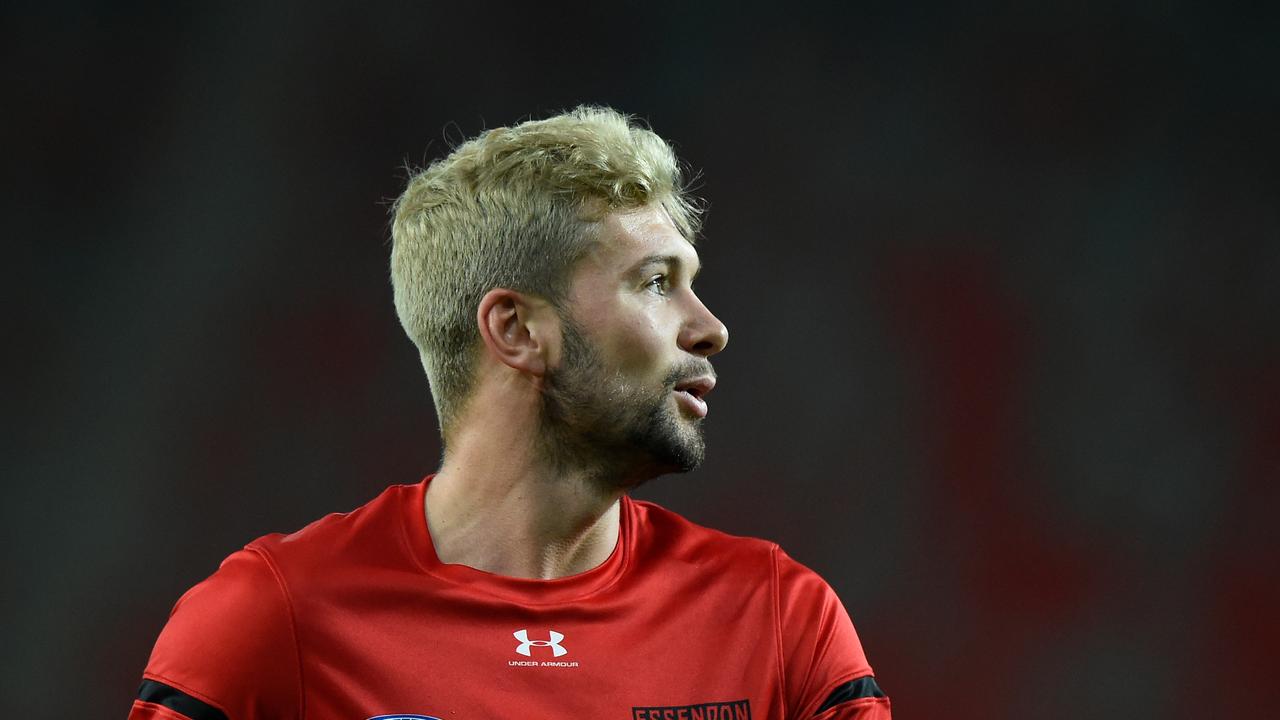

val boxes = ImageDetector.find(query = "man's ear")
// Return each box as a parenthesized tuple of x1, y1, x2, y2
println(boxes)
(476, 288, 557, 377)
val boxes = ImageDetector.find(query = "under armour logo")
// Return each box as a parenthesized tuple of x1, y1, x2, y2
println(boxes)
(513, 629, 567, 657)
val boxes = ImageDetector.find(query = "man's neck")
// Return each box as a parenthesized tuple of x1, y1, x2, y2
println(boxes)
(424, 436, 627, 580)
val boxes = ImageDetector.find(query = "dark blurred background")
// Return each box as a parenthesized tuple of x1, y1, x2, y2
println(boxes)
(4, 1, 1278, 718)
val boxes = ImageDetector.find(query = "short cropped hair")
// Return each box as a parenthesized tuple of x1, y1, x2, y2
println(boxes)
(390, 106, 702, 438)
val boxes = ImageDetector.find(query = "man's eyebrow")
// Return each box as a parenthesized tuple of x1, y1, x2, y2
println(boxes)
(628, 253, 703, 279)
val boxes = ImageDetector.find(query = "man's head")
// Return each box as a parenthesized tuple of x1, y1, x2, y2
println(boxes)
(390, 107, 725, 471)
(535, 205, 727, 480)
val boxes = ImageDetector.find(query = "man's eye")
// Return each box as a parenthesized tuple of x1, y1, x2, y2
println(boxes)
(646, 275, 669, 295)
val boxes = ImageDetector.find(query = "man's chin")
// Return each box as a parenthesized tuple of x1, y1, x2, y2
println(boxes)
(609, 446, 702, 491)
(639, 424, 705, 475)
(539, 395, 705, 483)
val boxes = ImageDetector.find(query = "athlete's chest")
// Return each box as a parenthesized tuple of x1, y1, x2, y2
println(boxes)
(292, 579, 781, 720)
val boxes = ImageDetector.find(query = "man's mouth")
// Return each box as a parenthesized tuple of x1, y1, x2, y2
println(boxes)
(672, 376, 716, 418)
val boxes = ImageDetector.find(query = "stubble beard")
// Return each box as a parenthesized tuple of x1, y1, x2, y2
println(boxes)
(537, 317, 707, 488)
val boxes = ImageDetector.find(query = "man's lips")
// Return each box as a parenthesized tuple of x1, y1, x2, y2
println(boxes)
(672, 376, 716, 418)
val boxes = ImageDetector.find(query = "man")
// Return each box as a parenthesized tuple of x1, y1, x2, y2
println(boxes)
(129, 107, 891, 720)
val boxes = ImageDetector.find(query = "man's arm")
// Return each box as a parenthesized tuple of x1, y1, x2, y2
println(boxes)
(775, 547, 892, 719)
(128, 548, 300, 720)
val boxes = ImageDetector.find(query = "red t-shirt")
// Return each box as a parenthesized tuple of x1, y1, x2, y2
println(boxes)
(129, 478, 891, 720)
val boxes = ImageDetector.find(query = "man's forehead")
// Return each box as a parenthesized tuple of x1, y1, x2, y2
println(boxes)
(593, 206, 700, 272)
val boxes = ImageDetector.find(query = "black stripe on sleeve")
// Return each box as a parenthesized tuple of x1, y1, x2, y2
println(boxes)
(815, 676, 886, 715)
(137, 679, 229, 720)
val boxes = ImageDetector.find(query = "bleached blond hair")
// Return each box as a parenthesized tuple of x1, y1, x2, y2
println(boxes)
(390, 106, 702, 438)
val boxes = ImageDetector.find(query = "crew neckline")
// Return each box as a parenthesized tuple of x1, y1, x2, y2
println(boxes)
(399, 474, 632, 604)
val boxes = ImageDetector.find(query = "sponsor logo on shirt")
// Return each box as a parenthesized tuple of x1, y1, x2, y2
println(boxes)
(514, 628, 567, 657)
(507, 628, 581, 669)
(365, 715, 442, 720)
(631, 699, 752, 720)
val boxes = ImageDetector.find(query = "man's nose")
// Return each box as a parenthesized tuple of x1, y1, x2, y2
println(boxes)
(679, 295, 729, 358)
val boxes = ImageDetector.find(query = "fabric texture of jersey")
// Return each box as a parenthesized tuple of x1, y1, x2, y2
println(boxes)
(130, 477, 891, 720)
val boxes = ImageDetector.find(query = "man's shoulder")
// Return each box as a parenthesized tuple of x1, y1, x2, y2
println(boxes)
(630, 497, 836, 592)
(246, 481, 420, 576)
(628, 497, 781, 577)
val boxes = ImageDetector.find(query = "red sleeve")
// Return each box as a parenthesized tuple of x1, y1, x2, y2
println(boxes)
(775, 547, 892, 720)
(127, 547, 301, 720)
